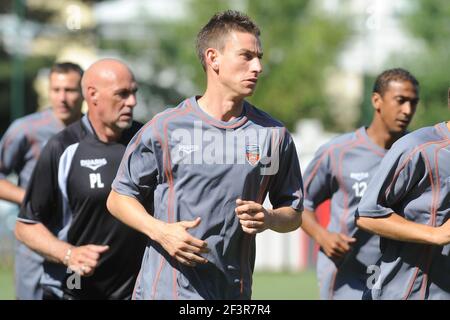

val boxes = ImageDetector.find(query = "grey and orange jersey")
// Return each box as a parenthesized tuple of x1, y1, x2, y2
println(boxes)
(0, 108, 64, 187)
(112, 96, 303, 300)
(357, 122, 450, 300)
(0, 108, 64, 300)
(303, 127, 387, 299)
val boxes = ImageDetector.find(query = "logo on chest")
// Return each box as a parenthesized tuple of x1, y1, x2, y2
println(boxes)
(80, 158, 107, 171)
(178, 144, 200, 155)
(80, 158, 107, 189)
(245, 144, 261, 166)
(350, 172, 369, 182)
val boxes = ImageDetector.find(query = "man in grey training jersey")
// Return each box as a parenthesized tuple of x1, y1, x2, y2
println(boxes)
(0, 62, 83, 299)
(356, 91, 450, 299)
(107, 10, 303, 299)
(301, 68, 419, 299)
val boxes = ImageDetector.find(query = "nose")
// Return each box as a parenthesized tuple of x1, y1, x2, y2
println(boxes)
(126, 93, 137, 108)
(58, 90, 67, 102)
(401, 101, 414, 117)
(252, 57, 263, 75)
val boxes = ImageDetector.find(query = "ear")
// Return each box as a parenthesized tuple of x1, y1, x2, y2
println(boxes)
(205, 48, 219, 71)
(87, 86, 98, 105)
(371, 92, 382, 112)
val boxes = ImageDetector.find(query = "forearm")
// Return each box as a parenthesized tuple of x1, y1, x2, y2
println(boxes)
(15, 221, 71, 264)
(267, 206, 302, 233)
(107, 190, 161, 241)
(301, 209, 328, 243)
(356, 213, 440, 245)
(0, 179, 25, 204)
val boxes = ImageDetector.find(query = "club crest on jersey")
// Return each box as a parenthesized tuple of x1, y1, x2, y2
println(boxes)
(245, 144, 260, 166)
(350, 172, 369, 181)
(80, 158, 107, 171)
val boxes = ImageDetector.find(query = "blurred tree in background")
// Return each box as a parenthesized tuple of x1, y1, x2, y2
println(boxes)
(398, 0, 449, 128)
(0, 0, 102, 136)
(108, 0, 350, 131)
(3, 0, 448, 136)
(0, 0, 50, 135)
(247, 1, 350, 131)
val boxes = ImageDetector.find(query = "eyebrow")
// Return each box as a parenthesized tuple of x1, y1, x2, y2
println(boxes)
(394, 95, 420, 102)
(238, 49, 263, 59)
(114, 87, 138, 94)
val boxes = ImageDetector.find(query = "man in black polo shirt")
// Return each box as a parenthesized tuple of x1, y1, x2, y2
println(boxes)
(15, 58, 147, 300)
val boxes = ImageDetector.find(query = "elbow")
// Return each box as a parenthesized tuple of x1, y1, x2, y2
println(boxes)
(355, 216, 370, 232)
(297, 211, 303, 229)
(355, 216, 363, 228)
(106, 191, 116, 217)
(14, 221, 24, 243)
(288, 209, 302, 232)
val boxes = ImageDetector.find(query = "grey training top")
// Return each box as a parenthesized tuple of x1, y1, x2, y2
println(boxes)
(303, 127, 386, 299)
(0, 108, 64, 300)
(357, 122, 450, 300)
(112, 96, 304, 300)
(0, 108, 64, 187)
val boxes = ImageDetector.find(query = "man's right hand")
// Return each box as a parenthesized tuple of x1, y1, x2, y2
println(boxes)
(155, 217, 210, 267)
(317, 231, 356, 259)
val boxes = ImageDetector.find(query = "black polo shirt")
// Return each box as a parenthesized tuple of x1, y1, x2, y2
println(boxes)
(19, 115, 147, 299)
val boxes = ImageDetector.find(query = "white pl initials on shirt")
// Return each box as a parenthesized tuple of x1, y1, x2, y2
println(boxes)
(89, 173, 104, 189)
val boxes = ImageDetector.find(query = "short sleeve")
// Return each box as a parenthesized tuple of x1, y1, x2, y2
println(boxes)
(0, 119, 28, 180)
(267, 129, 304, 211)
(112, 125, 159, 204)
(302, 143, 333, 211)
(18, 138, 61, 224)
(357, 143, 423, 218)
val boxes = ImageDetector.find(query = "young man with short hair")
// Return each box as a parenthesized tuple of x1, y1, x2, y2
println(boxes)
(301, 68, 420, 299)
(107, 10, 303, 300)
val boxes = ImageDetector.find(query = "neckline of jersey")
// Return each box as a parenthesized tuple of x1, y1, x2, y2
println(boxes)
(188, 96, 249, 129)
(358, 126, 388, 155)
(435, 121, 450, 139)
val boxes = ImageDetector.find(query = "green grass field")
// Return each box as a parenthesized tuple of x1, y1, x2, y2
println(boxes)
(0, 267, 14, 300)
(0, 267, 319, 300)
(252, 270, 319, 299)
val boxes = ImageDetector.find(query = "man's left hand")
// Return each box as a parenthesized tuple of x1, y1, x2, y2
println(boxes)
(235, 199, 272, 235)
